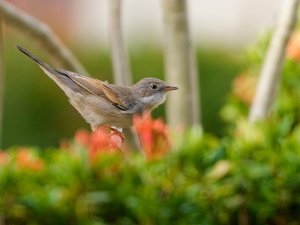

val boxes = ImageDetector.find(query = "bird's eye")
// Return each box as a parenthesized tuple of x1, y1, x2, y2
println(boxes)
(151, 84, 158, 90)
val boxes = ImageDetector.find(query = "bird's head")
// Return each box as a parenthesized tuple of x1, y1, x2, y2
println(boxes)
(131, 77, 178, 111)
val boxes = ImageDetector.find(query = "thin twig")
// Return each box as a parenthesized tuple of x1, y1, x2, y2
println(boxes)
(0, 1, 88, 74)
(249, 0, 299, 122)
(108, 0, 132, 85)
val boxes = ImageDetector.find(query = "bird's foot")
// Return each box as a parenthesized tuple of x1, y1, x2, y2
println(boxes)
(100, 125, 125, 142)
(110, 127, 125, 142)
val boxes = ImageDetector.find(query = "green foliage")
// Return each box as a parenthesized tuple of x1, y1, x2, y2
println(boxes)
(221, 31, 300, 133)
(1, 124, 299, 225)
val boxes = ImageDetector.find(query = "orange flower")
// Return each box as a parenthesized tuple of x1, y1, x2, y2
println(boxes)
(0, 151, 9, 166)
(89, 127, 122, 158)
(232, 72, 257, 105)
(74, 127, 123, 162)
(286, 31, 300, 62)
(133, 111, 171, 160)
(16, 148, 44, 171)
(75, 129, 90, 147)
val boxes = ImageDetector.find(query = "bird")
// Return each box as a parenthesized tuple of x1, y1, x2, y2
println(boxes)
(17, 46, 178, 133)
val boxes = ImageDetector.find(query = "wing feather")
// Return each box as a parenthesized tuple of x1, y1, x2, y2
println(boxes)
(56, 69, 131, 111)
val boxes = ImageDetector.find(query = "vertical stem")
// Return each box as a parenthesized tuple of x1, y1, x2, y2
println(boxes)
(162, 0, 201, 127)
(108, 0, 136, 147)
(0, 13, 4, 148)
(190, 46, 201, 125)
(108, 0, 132, 86)
(249, 0, 299, 122)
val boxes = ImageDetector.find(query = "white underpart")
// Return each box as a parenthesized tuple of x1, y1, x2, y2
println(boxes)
(140, 93, 166, 110)
(140, 95, 156, 104)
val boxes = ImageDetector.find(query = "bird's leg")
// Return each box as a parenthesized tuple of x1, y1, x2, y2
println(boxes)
(100, 125, 126, 156)
(100, 125, 125, 142)
(110, 126, 125, 142)
(111, 126, 123, 133)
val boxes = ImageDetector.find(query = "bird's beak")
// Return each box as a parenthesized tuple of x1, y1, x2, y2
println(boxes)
(164, 85, 178, 92)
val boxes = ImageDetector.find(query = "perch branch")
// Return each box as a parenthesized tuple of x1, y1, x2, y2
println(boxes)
(0, 1, 88, 74)
(249, 0, 299, 122)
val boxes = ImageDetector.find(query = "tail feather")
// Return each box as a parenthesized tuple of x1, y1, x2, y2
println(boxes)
(16, 46, 89, 94)
(16, 46, 59, 75)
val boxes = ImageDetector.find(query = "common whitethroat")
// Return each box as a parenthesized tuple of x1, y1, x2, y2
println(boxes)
(17, 46, 178, 132)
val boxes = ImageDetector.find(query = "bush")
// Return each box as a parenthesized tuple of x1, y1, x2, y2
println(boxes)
(0, 120, 299, 225)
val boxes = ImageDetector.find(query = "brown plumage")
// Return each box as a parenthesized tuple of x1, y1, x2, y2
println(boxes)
(17, 46, 178, 131)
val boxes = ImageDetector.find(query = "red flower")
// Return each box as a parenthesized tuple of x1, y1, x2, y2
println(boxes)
(133, 111, 171, 160)
(74, 129, 90, 147)
(232, 72, 257, 105)
(0, 151, 9, 166)
(16, 148, 44, 171)
(286, 31, 300, 62)
(74, 127, 123, 162)
(89, 127, 122, 158)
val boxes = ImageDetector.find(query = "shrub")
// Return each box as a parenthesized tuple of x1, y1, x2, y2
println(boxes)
(0, 118, 300, 224)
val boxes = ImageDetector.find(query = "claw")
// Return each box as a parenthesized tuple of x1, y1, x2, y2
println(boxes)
(99, 125, 125, 142)
(110, 128, 125, 142)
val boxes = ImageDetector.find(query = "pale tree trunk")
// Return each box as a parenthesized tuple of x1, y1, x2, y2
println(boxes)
(162, 0, 201, 127)
(0, 1, 87, 74)
(0, 14, 3, 148)
(249, 0, 299, 122)
(108, 0, 132, 86)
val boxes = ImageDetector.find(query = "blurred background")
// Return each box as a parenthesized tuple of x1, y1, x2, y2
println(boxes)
(2, 0, 282, 148)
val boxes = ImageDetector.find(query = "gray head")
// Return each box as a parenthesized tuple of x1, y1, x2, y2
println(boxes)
(131, 77, 178, 111)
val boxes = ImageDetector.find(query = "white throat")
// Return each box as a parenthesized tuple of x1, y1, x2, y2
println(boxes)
(140, 94, 166, 110)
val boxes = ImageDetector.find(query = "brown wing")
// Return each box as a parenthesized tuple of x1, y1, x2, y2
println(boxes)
(56, 69, 131, 110)
(55, 69, 105, 96)
(101, 83, 133, 111)
(101, 83, 124, 105)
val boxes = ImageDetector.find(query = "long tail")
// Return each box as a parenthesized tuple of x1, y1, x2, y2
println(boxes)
(17, 45, 90, 95)
(16, 46, 59, 75)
